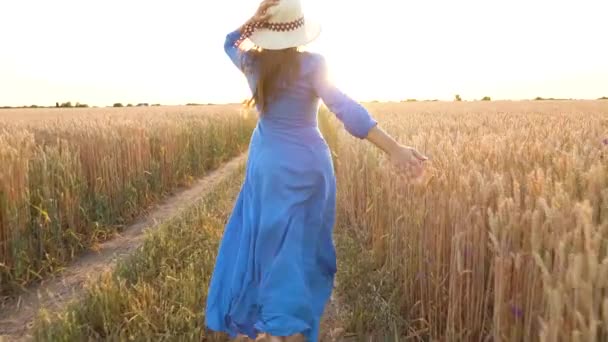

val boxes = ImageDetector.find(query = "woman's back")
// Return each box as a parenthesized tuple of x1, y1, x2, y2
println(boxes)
(249, 52, 324, 130)
(224, 29, 377, 141)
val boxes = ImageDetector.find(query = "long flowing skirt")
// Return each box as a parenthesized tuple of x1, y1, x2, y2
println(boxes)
(205, 123, 337, 341)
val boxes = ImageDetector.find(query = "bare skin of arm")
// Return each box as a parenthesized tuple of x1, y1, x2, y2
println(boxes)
(365, 125, 428, 179)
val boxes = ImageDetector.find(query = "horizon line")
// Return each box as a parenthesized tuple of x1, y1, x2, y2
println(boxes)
(2, 96, 608, 109)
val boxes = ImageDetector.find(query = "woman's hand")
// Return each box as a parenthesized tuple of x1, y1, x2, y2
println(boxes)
(242, 0, 280, 30)
(365, 125, 428, 180)
(389, 145, 428, 180)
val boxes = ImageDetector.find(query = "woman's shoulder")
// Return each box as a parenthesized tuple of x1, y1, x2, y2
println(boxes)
(300, 51, 325, 64)
(299, 52, 327, 74)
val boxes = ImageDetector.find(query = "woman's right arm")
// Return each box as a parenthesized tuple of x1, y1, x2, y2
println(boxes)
(224, 0, 280, 72)
(224, 30, 248, 72)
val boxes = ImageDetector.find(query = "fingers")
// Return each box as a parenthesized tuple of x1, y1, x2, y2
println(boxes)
(398, 165, 422, 183)
(412, 149, 429, 162)
(410, 162, 424, 179)
(390, 146, 429, 181)
(255, 0, 280, 22)
(395, 159, 425, 180)
(255, 12, 272, 22)
(259, 0, 280, 13)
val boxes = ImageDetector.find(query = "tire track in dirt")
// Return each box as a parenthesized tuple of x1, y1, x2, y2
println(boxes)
(0, 153, 248, 341)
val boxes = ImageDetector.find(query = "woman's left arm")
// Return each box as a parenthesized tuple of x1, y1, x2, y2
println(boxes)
(224, 30, 248, 72)
(365, 126, 428, 179)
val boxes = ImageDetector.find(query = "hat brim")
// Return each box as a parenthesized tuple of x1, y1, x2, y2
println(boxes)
(248, 19, 321, 50)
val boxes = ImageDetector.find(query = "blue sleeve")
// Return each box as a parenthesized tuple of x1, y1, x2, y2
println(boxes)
(224, 30, 250, 73)
(312, 55, 377, 139)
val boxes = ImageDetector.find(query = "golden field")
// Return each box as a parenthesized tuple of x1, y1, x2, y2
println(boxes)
(331, 100, 608, 341)
(0, 105, 256, 296)
(3, 100, 608, 341)
(33, 165, 246, 341)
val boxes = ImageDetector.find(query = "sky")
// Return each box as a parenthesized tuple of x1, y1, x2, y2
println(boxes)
(0, 0, 607, 107)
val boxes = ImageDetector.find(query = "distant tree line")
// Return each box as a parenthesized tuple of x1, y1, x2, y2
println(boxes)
(1, 96, 606, 110)
(0, 102, 162, 109)
(534, 97, 566, 101)
(399, 95, 490, 102)
(394, 95, 608, 102)
(55, 101, 89, 108)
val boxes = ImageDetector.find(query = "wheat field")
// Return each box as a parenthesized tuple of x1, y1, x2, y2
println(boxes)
(4, 100, 608, 341)
(330, 100, 608, 341)
(0, 105, 256, 296)
(33, 165, 246, 341)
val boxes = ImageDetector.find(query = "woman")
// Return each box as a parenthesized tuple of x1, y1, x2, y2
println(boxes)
(205, 0, 428, 341)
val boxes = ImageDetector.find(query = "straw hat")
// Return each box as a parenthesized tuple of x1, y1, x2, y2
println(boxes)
(242, 0, 321, 50)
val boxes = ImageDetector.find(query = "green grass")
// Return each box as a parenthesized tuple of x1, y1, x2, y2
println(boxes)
(333, 224, 416, 341)
(33, 165, 245, 341)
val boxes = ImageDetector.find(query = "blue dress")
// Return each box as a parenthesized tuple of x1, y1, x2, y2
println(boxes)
(205, 30, 377, 341)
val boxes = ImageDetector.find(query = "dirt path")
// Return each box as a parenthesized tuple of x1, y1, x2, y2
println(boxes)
(320, 282, 357, 342)
(0, 154, 247, 341)
(320, 294, 343, 341)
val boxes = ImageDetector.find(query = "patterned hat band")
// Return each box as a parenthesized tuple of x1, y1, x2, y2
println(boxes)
(235, 17, 306, 47)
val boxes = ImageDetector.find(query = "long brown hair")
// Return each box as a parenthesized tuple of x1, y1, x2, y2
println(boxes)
(247, 47, 302, 113)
